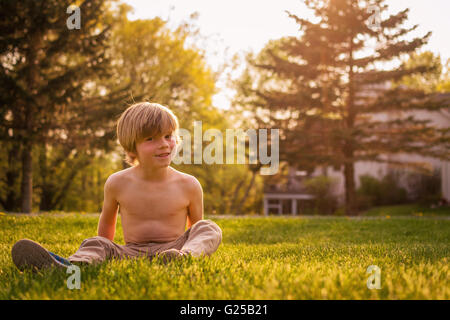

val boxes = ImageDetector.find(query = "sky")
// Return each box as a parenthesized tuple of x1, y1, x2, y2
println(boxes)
(124, 0, 450, 109)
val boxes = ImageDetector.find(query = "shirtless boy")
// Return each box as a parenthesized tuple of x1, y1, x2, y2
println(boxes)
(11, 102, 222, 270)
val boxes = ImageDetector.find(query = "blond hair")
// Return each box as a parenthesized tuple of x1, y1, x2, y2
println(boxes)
(116, 102, 180, 166)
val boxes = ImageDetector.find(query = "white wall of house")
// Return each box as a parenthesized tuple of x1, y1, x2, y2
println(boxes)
(311, 161, 390, 206)
(312, 156, 449, 205)
(288, 82, 450, 204)
(309, 102, 450, 204)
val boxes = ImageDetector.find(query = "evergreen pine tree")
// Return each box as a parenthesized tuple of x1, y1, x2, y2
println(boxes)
(0, 0, 121, 212)
(234, 0, 450, 214)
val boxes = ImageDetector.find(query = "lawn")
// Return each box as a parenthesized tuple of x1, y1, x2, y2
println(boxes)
(362, 204, 450, 217)
(0, 212, 449, 299)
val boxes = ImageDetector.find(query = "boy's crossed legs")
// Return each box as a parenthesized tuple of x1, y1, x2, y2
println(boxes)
(12, 220, 222, 271)
(68, 219, 222, 264)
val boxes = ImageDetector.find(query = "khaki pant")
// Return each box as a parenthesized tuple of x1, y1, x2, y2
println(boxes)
(68, 219, 222, 264)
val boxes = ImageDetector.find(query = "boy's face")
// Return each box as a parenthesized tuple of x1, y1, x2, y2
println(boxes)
(132, 131, 177, 167)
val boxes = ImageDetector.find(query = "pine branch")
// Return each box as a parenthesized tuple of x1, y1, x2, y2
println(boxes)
(365, 90, 450, 113)
(354, 65, 435, 85)
(380, 8, 410, 30)
(251, 49, 320, 80)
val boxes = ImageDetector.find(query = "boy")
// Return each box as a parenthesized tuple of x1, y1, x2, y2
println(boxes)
(11, 102, 222, 271)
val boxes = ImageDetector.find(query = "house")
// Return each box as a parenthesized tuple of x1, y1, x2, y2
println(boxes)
(263, 85, 450, 213)
(310, 87, 450, 205)
(263, 167, 315, 215)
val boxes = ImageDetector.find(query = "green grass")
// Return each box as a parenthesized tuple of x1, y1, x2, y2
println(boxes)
(362, 204, 450, 217)
(0, 213, 449, 299)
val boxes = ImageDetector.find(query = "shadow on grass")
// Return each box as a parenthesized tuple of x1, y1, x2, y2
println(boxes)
(18, 261, 105, 280)
(2, 263, 105, 299)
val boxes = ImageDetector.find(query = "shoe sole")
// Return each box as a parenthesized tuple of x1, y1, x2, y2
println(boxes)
(11, 239, 68, 272)
(157, 249, 190, 264)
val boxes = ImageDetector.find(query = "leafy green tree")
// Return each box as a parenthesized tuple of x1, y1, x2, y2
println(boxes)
(58, 153, 122, 212)
(0, 0, 123, 213)
(104, 11, 220, 132)
(437, 59, 450, 92)
(397, 51, 450, 94)
(0, 2, 231, 213)
(398, 51, 443, 93)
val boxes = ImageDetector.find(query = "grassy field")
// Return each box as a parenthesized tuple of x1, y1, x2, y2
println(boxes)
(0, 212, 449, 299)
(362, 204, 450, 217)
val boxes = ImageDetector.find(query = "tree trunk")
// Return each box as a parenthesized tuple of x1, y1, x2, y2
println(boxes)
(51, 158, 91, 209)
(21, 27, 41, 213)
(344, 161, 357, 216)
(3, 144, 21, 211)
(235, 169, 257, 215)
(20, 138, 33, 213)
(228, 178, 245, 214)
(38, 140, 53, 211)
(344, 30, 357, 216)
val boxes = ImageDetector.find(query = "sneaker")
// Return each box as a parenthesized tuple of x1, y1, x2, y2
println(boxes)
(156, 249, 191, 264)
(11, 239, 72, 272)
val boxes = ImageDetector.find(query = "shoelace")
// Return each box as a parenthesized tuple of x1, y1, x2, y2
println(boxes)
(48, 251, 72, 266)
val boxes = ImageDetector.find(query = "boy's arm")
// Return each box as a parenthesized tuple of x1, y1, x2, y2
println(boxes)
(97, 175, 119, 241)
(186, 177, 204, 229)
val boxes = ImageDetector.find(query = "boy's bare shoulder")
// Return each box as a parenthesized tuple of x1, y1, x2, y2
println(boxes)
(170, 168, 202, 190)
(104, 168, 133, 188)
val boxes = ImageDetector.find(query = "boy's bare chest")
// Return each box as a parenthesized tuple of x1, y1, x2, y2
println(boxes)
(116, 181, 190, 219)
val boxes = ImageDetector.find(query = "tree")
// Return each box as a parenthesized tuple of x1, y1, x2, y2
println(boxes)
(437, 59, 450, 92)
(0, 0, 125, 213)
(398, 51, 443, 93)
(233, 0, 450, 215)
(105, 12, 219, 126)
(33, 5, 224, 212)
(398, 51, 450, 95)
